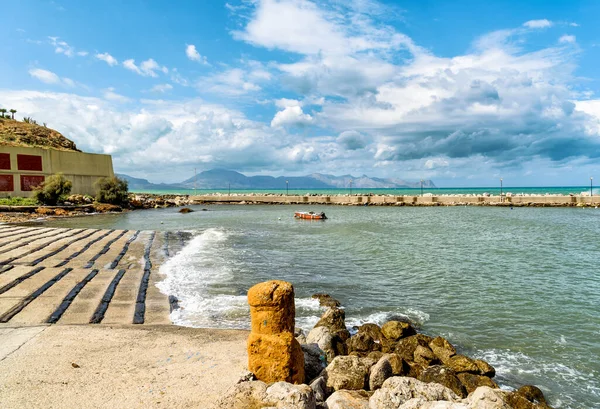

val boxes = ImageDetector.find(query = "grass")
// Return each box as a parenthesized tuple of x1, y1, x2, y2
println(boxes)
(0, 197, 39, 206)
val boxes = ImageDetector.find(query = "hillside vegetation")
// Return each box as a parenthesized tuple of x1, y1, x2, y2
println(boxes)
(0, 117, 79, 152)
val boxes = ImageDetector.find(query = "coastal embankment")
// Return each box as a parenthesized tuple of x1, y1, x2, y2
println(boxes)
(191, 193, 597, 206)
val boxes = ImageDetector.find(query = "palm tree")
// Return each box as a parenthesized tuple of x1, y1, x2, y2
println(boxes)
(9, 109, 16, 120)
(0, 108, 6, 118)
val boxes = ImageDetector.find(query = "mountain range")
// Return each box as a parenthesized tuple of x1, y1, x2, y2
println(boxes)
(117, 169, 436, 191)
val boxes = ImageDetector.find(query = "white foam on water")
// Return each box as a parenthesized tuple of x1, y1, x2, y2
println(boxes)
(345, 308, 430, 329)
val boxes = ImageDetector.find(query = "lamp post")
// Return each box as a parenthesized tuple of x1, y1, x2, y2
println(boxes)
(286, 180, 289, 196)
(420, 179, 424, 197)
(194, 167, 197, 195)
(228, 182, 231, 196)
(349, 180, 352, 195)
(591, 177, 593, 204)
(500, 178, 503, 202)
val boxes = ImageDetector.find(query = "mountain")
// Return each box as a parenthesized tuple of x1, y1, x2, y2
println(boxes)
(119, 169, 436, 191)
(0, 117, 79, 151)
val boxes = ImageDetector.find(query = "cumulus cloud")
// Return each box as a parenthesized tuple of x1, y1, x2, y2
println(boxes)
(28, 68, 75, 88)
(336, 130, 369, 150)
(523, 19, 552, 29)
(96, 52, 118, 66)
(123, 58, 168, 77)
(103, 88, 130, 103)
(150, 84, 173, 93)
(185, 44, 209, 65)
(559, 35, 576, 44)
(197, 68, 263, 96)
(271, 106, 313, 127)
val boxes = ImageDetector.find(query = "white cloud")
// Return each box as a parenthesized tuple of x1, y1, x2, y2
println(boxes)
(77, 51, 89, 57)
(103, 88, 131, 103)
(123, 58, 168, 77)
(523, 19, 553, 29)
(559, 35, 576, 44)
(185, 44, 209, 65)
(48, 36, 87, 57)
(275, 98, 302, 109)
(28, 68, 75, 88)
(96, 52, 118, 66)
(197, 68, 262, 96)
(271, 106, 313, 127)
(150, 84, 173, 93)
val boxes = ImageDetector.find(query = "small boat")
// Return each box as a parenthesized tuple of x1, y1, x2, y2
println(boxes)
(294, 211, 327, 220)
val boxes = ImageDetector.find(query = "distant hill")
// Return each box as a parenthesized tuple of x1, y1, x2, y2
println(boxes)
(118, 169, 436, 191)
(0, 117, 79, 151)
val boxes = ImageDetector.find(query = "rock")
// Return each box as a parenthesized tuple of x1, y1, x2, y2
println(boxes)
(311, 293, 341, 308)
(382, 353, 408, 376)
(413, 345, 437, 366)
(395, 334, 434, 362)
(215, 380, 269, 409)
(309, 376, 328, 404)
(324, 355, 371, 391)
(456, 373, 498, 394)
(357, 323, 384, 341)
(473, 360, 496, 378)
(178, 207, 194, 213)
(297, 333, 307, 344)
(381, 321, 417, 341)
(398, 399, 467, 409)
(247, 280, 304, 384)
(504, 392, 540, 409)
(266, 382, 316, 409)
(325, 390, 370, 409)
(369, 357, 393, 391)
(315, 307, 346, 332)
(516, 385, 547, 405)
(429, 337, 456, 363)
(407, 361, 428, 379)
(369, 377, 460, 409)
(306, 326, 345, 363)
(347, 332, 380, 354)
(302, 344, 327, 383)
(446, 355, 480, 374)
(368, 351, 385, 361)
(418, 365, 467, 398)
(464, 387, 511, 409)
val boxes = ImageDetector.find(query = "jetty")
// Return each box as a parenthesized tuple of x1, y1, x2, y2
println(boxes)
(190, 193, 597, 207)
(0, 224, 248, 409)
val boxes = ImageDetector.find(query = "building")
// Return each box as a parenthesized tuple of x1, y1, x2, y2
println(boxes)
(0, 146, 114, 198)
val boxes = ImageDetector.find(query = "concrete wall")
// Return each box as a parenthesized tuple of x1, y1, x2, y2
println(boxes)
(0, 146, 114, 198)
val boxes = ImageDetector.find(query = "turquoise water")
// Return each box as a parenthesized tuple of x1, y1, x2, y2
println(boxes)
(45, 205, 600, 408)
(131, 186, 598, 196)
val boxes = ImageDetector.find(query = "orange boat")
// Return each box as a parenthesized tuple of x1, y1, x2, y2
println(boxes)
(294, 211, 327, 220)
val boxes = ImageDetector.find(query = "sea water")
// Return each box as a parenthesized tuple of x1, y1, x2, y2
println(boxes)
(45, 205, 600, 408)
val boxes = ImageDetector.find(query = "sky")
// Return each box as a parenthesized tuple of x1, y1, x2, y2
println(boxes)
(2, 0, 600, 187)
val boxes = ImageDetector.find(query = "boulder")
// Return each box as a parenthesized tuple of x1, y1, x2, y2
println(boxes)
(306, 326, 345, 363)
(413, 345, 437, 366)
(369, 357, 393, 390)
(473, 359, 496, 378)
(315, 307, 346, 333)
(381, 321, 417, 341)
(311, 293, 341, 308)
(418, 365, 467, 398)
(302, 343, 327, 383)
(407, 361, 428, 379)
(429, 337, 456, 363)
(395, 334, 434, 362)
(368, 351, 385, 362)
(446, 355, 480, 374)
(369, 377, 460, 409)
(347, 332, 380, 354)
(398, 399, 467, 409)
(309, 376, 328, 404)
(456, 373, 498, 394)
(324, 355, 371, 391)
(214, 380, 269, 409)
(325, 390, 370, 409)
(382, 353, 408, 376)
(266, 382, 316, 409)
(178, 207, 194, 213)
(516, 385, 547, 405)
(357, 323, 384, 341)
(463, 386, 512, 409)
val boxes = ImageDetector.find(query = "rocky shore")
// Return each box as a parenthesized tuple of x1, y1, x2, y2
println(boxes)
(217, 292, 552, 409)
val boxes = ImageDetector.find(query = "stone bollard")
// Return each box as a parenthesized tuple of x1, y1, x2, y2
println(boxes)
(247, 280, 305, 384)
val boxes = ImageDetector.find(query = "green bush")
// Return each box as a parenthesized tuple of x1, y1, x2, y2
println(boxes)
(32, 173, 72, 205)
(0, 197, 39, 206)
(95, 176, 129, 206)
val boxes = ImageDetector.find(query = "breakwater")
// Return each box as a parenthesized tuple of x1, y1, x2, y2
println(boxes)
(191, 193, 597, 207)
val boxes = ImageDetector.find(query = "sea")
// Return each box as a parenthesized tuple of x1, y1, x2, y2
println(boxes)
(44, 202, 600, 408)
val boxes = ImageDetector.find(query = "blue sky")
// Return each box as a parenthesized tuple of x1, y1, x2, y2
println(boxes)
(2, 0, 600, 186)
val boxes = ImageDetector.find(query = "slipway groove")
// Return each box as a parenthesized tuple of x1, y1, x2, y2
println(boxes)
(0, 226, 172, 326)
